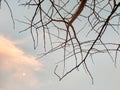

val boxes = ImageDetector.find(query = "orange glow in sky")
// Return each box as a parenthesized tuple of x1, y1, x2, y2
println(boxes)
(0, 35, 42, 89)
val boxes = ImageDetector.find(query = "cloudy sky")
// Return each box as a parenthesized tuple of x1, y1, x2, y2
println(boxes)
(0, 0, 120, 90)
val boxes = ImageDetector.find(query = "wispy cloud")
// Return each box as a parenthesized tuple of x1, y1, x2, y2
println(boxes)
(0, 35, 42, 90)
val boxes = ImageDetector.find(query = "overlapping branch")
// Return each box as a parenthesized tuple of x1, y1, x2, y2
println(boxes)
(18, 0, 120, 83)
(1, 0, 120, 83)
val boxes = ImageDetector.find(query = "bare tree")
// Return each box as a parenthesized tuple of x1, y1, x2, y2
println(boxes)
(1, 0, 120, 83)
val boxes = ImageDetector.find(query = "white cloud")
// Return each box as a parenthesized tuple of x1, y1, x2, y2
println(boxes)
(0, 35, 42, 90)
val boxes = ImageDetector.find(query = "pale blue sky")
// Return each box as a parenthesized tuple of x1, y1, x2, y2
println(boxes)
(0, 0, 120, 90)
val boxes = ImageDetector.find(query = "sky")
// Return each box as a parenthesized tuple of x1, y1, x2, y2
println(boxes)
(0, 0, 120, 90)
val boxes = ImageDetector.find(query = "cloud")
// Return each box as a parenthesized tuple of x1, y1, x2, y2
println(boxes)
(0, 35, 42, 90)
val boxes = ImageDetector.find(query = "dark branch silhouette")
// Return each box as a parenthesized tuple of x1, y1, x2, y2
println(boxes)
(1, 0, 120, 83)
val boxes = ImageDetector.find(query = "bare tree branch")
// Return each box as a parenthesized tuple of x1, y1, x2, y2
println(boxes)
(1, 0, 120, 83)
